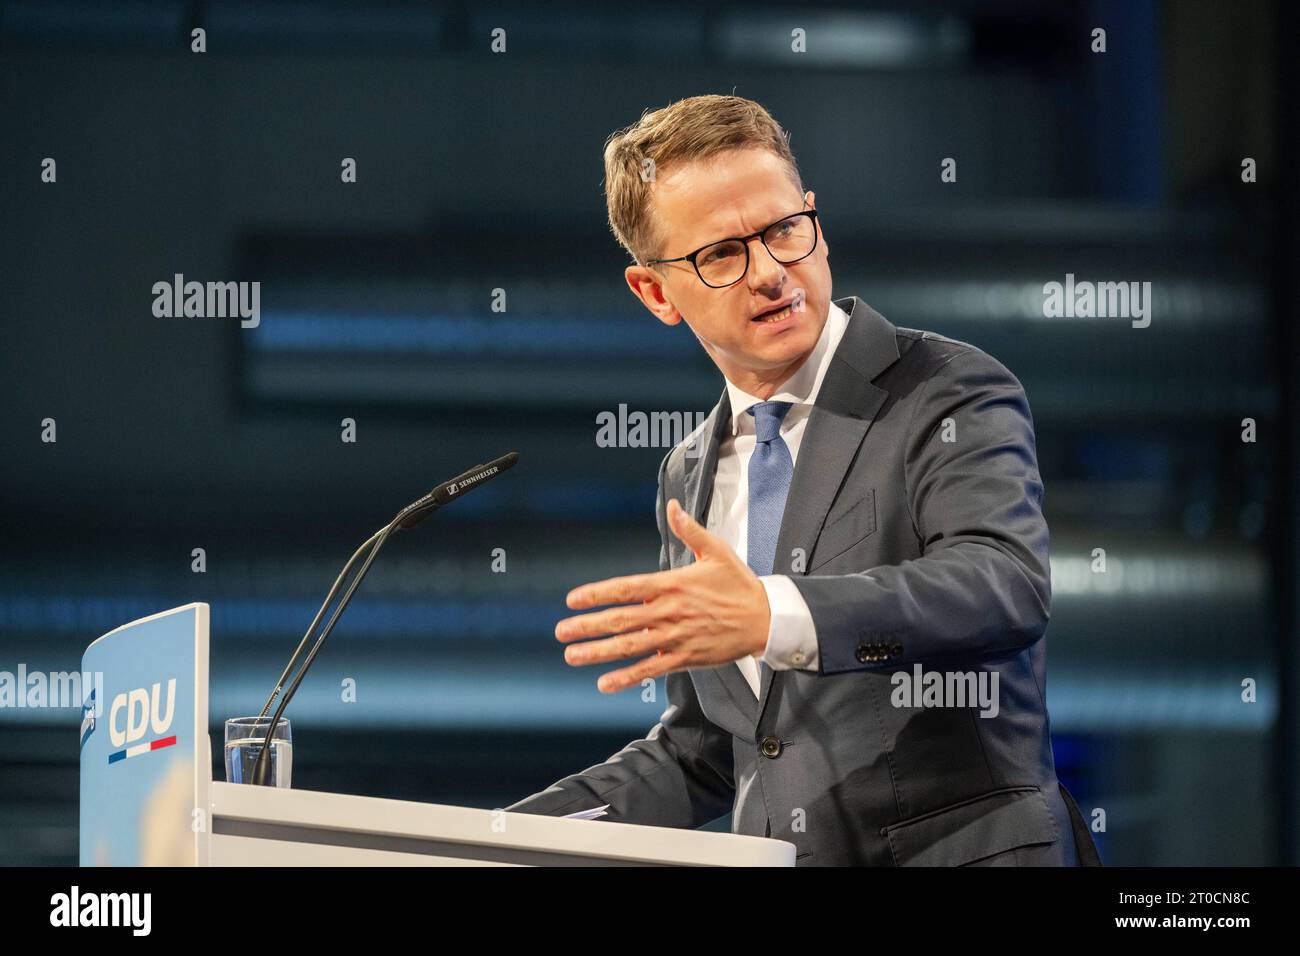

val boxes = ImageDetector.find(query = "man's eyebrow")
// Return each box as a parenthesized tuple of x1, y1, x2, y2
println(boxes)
(695, 209, 794, 245)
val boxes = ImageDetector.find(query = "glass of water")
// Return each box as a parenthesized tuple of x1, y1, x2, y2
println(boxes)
(224, 717, 293, 787)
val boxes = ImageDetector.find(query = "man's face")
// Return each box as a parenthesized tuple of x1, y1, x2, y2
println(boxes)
(625, 147, 832, 396)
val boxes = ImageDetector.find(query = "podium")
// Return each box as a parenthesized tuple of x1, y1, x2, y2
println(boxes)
(79, 604, 795, 867)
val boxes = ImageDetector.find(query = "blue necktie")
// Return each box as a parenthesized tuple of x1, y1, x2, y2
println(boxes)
(746, 401, 794, 577)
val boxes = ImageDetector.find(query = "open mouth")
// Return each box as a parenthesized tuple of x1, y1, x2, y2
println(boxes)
(752, 304, 793, 323)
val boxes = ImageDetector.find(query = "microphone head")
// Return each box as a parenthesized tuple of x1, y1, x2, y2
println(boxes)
(439, 452, 517, 499)
(395, 452, 518, 530)
(486, 451, 519, 474)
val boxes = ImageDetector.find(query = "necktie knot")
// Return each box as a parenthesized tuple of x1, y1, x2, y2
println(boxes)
(747, 401, 793, 443)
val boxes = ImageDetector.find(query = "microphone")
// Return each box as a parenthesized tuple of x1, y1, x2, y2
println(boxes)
(249, 452, 518, 785)
(395, 452, 518, 530)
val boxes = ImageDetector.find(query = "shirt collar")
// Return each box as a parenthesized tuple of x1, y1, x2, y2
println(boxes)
(723, 299, 850, 436)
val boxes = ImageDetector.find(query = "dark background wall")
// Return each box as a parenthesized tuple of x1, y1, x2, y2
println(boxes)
(1, 0, 1294, 865)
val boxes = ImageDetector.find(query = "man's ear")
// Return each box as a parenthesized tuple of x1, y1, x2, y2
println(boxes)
(806, 189, 827, 257)
(625, 265, 683, 327)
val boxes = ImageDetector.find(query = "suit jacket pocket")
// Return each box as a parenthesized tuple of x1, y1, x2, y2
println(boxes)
(881, 785, 1058, 867)
(809, 488, 876, 572)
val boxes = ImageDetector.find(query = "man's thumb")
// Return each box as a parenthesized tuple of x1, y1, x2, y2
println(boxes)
(667, 498, 716, 558)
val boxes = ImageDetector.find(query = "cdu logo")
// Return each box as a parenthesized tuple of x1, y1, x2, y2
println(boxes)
(106, 679, 178, 765)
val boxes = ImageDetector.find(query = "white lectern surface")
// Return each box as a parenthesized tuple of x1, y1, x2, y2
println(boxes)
(210, 782, 795, 866)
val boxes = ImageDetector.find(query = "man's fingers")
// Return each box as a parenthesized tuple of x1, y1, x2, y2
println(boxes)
(597, 651, 688, 694)
(563, 628, 667, 666)
(555, 603, 660, 643)
(566, 570, 672, 609)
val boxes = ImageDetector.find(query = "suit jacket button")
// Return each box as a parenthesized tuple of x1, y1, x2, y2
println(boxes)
(760, 736, 783, 758)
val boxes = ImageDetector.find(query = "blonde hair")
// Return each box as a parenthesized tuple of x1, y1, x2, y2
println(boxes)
(602, 94, 804, 266)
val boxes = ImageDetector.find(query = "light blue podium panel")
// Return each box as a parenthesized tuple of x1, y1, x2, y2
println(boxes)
(80, 603, 210, 866)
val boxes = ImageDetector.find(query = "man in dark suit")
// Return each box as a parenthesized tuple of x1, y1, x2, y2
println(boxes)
(508, 94, 1092, 866)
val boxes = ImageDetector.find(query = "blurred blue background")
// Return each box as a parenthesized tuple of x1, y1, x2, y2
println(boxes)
(1, 0, 1296, 866)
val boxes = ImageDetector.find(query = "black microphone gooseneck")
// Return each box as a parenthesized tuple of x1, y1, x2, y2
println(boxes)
(249, 452, 518, 785)
(254, 528, 384, 724)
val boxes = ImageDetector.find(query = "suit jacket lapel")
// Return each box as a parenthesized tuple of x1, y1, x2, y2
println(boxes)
(683, 387, 730, 529)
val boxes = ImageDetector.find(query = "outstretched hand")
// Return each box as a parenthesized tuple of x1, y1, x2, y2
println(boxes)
(555, 498, 771, 692)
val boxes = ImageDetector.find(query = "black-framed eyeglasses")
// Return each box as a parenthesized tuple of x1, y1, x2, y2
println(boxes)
(645, 207, 820, 289)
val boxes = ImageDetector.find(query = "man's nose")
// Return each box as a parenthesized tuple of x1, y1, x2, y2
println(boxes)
(744, 236, 785, 292)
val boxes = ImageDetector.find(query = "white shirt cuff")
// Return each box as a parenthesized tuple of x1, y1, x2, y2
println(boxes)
(758, 575, 819, 671)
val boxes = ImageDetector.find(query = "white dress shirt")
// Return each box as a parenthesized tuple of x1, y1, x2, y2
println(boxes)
(706, 299, 850, 696)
